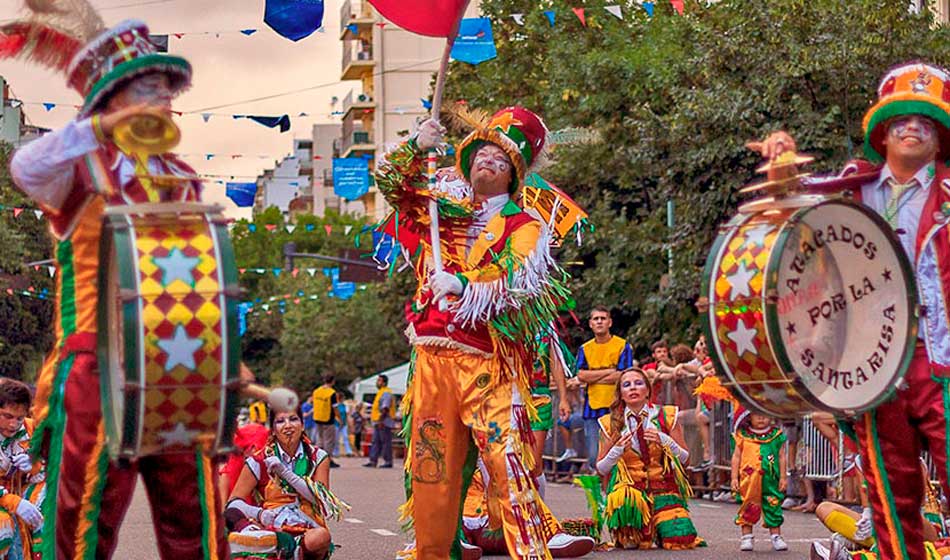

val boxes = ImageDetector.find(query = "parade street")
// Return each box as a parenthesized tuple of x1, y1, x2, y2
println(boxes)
(116, 456, 828, 559)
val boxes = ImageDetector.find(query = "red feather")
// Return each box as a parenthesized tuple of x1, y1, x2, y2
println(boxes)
(0, 22, 83, 73)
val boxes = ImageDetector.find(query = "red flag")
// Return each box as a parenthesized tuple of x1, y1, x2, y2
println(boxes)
(671, 0, 684, 15)
(367, 0, 468, 37)
(572, 8, 586, 26)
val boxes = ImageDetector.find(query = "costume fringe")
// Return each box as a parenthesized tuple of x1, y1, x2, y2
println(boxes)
(661, 451, 693, 500)
(693, 376, 738, 408)
(604, 483, 651, 532)
(314, 482, 350, 522)
(573, 475, 606, 533)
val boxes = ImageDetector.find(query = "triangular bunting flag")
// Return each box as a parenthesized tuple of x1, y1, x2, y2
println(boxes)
(262, 304, 270, 310)
(43, 103, 56, 111)
(511, 13, 525, 25)
(344, 225, 353, 235)
(33, 265, 39, 271)
(544, 11, 556, 26)
(33, 210, 43, 219)
(272, 268, 282, 277)
(201, 113, 212, 123)
(13, 208, 22, 218)
(239, 268, 247, 274)
(47, 266, 55, 277)
(305, 224, 315, 231)
(324, 224, 332, 236)
(240, 29, 258, 36)
(294, 298, 300, 304)
(307, 268, 317, 276)
(572, 8, 586, 26)
(173, 33, 184, 39)
(248, 224, 257, 232)
(5, 289, 12, 295)
(670, 0, 684, 14)
(286, 225, 296, 233)
(605, 5, 623, 19)
(291, 269, 299, 278)
(643, 2, 655, 16)
(206, 154, 215, 160)
(265, 224, 277, 232)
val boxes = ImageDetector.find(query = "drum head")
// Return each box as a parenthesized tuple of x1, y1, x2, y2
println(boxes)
(766, 200, 917, 413)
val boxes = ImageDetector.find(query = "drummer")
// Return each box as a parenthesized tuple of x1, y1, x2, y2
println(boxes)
(753, 61, 950, 560)
(5, 15, 238, 559)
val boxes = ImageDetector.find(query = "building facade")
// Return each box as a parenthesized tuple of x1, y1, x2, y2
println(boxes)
(253, 138, 313, 218)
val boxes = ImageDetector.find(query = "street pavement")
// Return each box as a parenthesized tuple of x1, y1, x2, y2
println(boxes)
(115, 455, 830, 558)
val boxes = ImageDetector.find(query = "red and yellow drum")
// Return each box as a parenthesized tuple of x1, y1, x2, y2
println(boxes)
(97, 202, 241, 458)
(702, 195, 918, 417)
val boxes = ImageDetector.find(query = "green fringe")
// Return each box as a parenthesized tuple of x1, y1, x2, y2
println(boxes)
(652, 493, 687, 511)
(572, 475, 605, 532)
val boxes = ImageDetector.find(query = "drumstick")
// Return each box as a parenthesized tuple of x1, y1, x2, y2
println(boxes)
(241, 383, 300, 413)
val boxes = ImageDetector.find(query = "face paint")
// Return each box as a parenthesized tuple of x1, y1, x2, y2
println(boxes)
(888, 116, 936, 140)
(124, 73, 173, 106)
(621, 379, 647, 389)
(473, 145, 512, 173)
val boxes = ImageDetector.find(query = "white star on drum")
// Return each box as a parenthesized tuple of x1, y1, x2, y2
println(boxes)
(159, 422, 199, 447)
(728, 320, 758, 358)
(726, 260, 757, 299)
(760, 383, 791, 405)
(152, 247, 200, 287)
(744, 224, 775, 248)
(157, 325, 204, 371)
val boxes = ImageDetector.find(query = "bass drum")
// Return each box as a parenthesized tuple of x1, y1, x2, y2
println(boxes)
(702, 195, 918, 418)
(97, 202, 241, 458)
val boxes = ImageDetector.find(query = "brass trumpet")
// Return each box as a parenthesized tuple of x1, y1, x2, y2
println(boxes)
(112, 110, 181, 158)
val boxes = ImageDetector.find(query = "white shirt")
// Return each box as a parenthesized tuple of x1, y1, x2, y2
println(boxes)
(466, 193, 510, 252)
(860, 161, 934, 265)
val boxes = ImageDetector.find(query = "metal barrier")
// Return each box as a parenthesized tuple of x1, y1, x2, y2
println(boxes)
(798, 416, 843, 483)
(709, 400, 733, 470)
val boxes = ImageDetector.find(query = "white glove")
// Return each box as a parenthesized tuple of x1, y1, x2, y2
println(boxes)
(596, 444, 627, 475)
(258, 508, 278, 527)
(11, 453, 31, 473)
(430, 271, 463, 302)
(658, 432, 689, 464)
(264, 456, 290, 479)
(854, 507, 873, 541)
(15, 499, 42, 530)
(413, 118, 446, 151)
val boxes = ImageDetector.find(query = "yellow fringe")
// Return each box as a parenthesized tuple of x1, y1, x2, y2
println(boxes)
(604, 483, 652, 529)
(398, 494, 414, 525)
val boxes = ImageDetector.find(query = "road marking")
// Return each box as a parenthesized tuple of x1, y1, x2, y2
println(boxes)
(344, 518, 364, 524)
(696, 503, 721, 509)
(371, 529, 398, 536)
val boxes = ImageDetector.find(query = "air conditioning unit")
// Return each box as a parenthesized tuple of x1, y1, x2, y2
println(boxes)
(357, 94, 368, 102)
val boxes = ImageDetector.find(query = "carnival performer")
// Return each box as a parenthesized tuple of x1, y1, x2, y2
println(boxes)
(0, 378, 45, 559)
(753, 61, 950, 560)
(2, 4, 235, 556)
(595, 368, 704, 550)
(225, 406, 346, 560)
(375, 106, 570, 560)
(730, 409, 789, 552)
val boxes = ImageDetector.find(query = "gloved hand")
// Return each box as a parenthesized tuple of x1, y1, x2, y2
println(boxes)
(413, 118, 446, 152)
(430, 271, 463, 302)
(15, 499, 42, 530)
(258, 508, 278, 527)
(263, 455, 290, 479)
(11, 453, 31, 473)
(854, 507, 873, 541)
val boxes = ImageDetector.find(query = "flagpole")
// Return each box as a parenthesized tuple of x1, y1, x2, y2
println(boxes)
(427, 0, 471, 277)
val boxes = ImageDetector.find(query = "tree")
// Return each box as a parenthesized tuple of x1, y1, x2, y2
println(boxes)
(0, 142, 54, 380)
(443, 0, 950, 353)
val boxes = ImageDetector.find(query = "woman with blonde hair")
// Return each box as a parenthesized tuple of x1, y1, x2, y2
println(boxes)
(595, 368, 704, 550)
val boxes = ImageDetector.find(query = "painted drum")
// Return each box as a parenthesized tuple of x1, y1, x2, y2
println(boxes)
(97, 202, 241, 458)
(702, 196, 918, 418)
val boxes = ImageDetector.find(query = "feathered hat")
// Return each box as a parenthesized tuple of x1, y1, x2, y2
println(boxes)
(453, 105, 549, 193)
(0, 1, 191, 117)
(863, 61, 950, 163)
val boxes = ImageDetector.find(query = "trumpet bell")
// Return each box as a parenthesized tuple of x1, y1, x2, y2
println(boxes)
(113, 112, 181, 157)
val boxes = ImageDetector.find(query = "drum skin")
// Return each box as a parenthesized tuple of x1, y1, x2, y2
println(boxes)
(702, 197, 918, 418)
(97, 205, 241, 458)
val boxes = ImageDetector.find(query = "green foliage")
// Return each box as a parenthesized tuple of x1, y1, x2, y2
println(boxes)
(444, 0, 950, 353)
(0, 142, 54, 380)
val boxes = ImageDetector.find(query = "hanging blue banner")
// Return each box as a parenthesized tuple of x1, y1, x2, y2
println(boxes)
(333, 157, 370, 200)
(450, 18, 496, 65)
(332, 281, 356, 300)
(238, 302, 252, 335)
(226, 182, 258, 207)
(264, 0, 325, 42)
(371, 231, 398, 265)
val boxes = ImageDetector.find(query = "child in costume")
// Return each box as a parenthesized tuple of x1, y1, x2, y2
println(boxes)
(0, 378, 45, 559)
(595, 368, 704, 550)
(225, 405, 347, 560)
(730, 409, 788, 552)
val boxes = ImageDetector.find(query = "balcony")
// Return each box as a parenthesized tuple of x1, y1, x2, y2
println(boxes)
(340, 0, 376, 40)
(341, 39, 374, 81)
(342, 89, 376, 120)
(340, 130, 375, 159)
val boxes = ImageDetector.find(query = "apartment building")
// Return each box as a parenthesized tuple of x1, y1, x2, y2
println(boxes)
(253, 138, 313, 218)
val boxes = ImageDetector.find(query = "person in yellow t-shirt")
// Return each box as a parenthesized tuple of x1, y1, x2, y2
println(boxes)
(576, 306, 634, 473)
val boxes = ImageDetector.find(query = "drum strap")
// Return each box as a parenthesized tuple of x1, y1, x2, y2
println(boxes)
(82, 151, 117, 198)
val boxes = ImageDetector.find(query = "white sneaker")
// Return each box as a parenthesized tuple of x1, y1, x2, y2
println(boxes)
(771, 534, 788, 552)
(555, 448, 578, 463)
(547, 533, 595, 558)
(781, 497, 800, 509)
(715, 491, 734, 502)
(740, 534, 754, 552)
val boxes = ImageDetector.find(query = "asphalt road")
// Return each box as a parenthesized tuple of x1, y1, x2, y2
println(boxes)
(115, 455, 830, 559)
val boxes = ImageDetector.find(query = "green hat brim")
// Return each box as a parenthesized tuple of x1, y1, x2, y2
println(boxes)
(863, 99, 950, 163)
(81, 54, 192, 117)
(456, 129, 529, 193)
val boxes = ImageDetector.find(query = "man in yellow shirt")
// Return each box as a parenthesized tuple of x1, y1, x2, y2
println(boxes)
(364, 375, 395, 468)
(576, 306, 634, 473)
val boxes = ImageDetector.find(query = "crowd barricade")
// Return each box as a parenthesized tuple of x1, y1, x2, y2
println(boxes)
(797, 415, 843, 483)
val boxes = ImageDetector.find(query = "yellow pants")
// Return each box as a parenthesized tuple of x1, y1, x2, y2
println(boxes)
(407, 346, 550, 560)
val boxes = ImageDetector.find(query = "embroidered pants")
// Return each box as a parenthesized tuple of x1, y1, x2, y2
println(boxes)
(38, 334, 228, 559)
(854, 345, 950, 560)
(407, 346, 550, 560)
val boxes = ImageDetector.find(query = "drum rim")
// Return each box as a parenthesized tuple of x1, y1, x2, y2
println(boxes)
(763, 197, 919, 416)
(701, 212, 797, 418)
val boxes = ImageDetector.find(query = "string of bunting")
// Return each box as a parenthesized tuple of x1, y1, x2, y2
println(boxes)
(503, 2, 681, 25)
(242, 223, 355, 236)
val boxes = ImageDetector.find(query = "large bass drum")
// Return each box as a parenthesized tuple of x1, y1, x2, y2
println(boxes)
(702, 195, 918, 418)
(97, 202, 241, 458)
